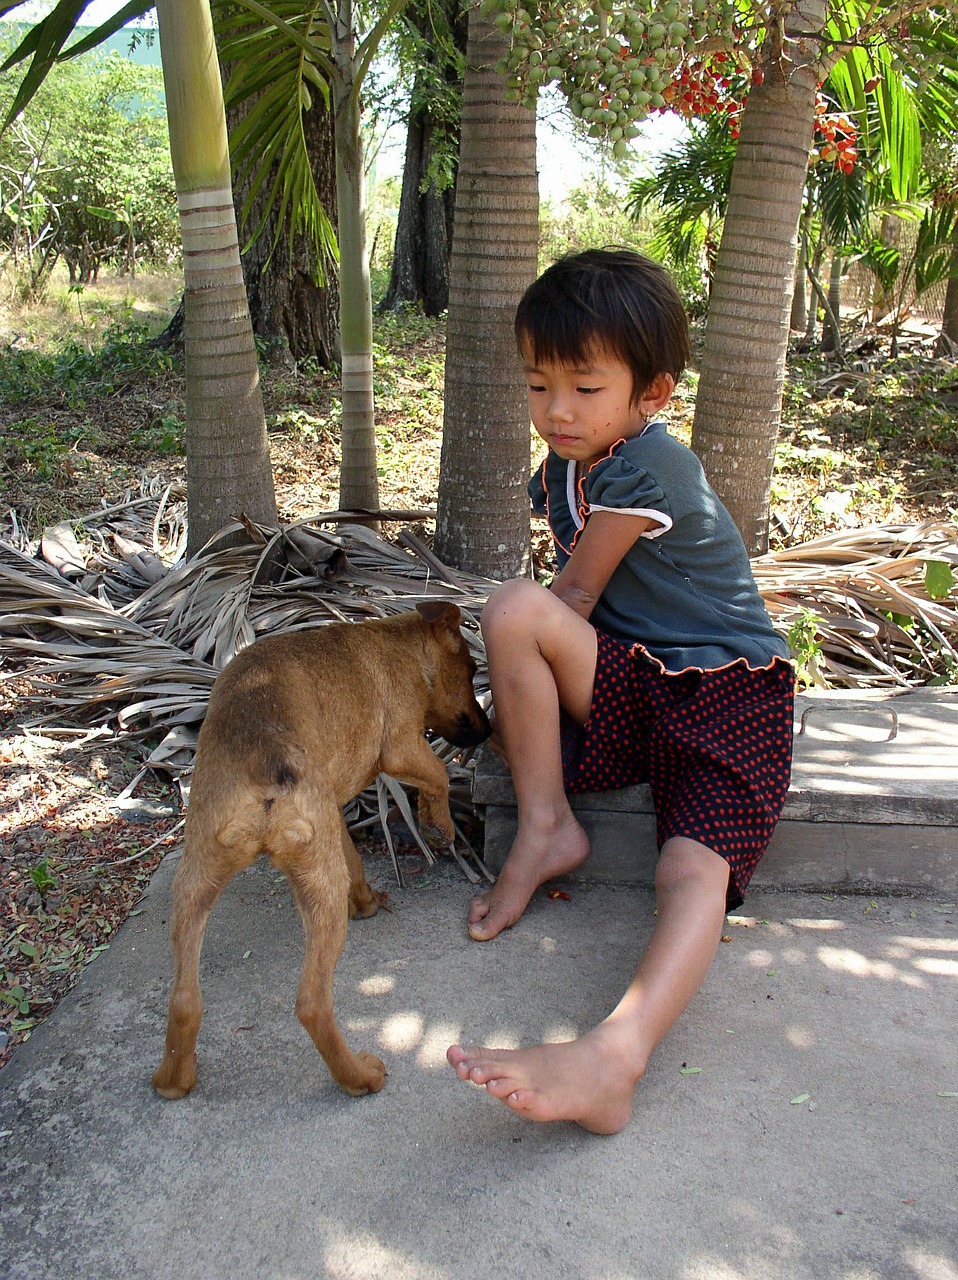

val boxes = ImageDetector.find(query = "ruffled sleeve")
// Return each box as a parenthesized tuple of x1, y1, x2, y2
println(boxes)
(585, 454, 672, 533)
(528, 460, 548, 515)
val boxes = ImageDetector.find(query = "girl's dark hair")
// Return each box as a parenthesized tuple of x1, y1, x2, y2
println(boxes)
(515, 248, 691, 405)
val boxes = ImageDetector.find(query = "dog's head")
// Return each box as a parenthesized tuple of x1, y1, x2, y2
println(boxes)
(416, 602, 491, 747)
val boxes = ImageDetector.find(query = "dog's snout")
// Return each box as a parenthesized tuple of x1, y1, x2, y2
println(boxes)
(449, 706, 491, 748)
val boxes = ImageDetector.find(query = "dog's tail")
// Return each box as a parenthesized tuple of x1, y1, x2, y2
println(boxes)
(213, 738, 317, 856)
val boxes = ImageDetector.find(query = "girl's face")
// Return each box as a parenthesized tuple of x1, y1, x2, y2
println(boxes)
(522, 345, 668, 467)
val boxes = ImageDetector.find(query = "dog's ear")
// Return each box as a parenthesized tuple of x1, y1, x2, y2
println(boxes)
(416, 601, 463, 651)
(416, 601, 461, 628)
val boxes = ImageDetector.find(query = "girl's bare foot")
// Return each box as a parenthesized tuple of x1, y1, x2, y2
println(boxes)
(446, 1024, 645, 1135)
(468, 816, 590, 940)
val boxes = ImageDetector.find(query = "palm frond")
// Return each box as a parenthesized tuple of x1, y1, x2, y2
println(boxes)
(215, 0, 338, 272)
(0, 502, 495, 882)
(818, 161, 869, 246)
(914, 202, 958, 298)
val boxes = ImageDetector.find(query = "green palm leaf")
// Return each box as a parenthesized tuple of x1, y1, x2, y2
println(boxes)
(817, 161, 869, 245)
(0, 0, 98, 124)
(215, 0, 338, 272)
(915, 203, 958, 297)
(626, 120, 734, 272)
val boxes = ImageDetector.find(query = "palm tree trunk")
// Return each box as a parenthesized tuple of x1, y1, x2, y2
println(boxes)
(691, 0, 825, 555)
(156, 0, 277, 556)
(804, 236, 824, 346)
(332, 0, 379, 513)
(791, 212, 812, 331)
(435, 3, 538, 578)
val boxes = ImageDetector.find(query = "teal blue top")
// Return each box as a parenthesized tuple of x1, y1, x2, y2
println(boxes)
(528, 423, 790, 674)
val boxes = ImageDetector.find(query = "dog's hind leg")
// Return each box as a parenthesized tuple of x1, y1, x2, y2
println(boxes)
(152, 836, 247, 1100)
(277, 820, 387, 1096)
(340, 815, 382, 920)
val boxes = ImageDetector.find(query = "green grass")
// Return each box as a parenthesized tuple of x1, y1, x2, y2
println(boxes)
(0, 322, 177, 411)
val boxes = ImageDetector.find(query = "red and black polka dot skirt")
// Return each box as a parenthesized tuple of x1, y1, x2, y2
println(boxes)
(560, 631, 795, 910)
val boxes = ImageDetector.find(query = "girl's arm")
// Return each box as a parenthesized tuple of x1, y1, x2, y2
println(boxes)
(551, 510, 656, 621)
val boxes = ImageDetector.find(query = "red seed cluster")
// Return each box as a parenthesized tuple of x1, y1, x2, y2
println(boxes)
(657, 52, 751, 137)
(812, 95, 858, 174)
(655, 65, 870, 166)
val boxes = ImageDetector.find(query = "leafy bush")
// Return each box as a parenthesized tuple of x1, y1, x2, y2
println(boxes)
(0, 42, 177, 298)
(0, 319, 177, 409)
(539, 179, 652, 267)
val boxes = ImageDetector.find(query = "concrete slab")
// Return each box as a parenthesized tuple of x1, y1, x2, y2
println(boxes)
(476, 689, 958, 895)
(1, 850, 956, 1280)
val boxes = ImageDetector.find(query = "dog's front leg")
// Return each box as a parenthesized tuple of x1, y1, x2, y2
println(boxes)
(383, 741, 456, 850)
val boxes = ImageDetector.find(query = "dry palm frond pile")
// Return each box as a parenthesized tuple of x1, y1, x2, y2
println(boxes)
(2, 495, 958, 881)
(753, 519, 958, 688)
(0, 496, 500, 885)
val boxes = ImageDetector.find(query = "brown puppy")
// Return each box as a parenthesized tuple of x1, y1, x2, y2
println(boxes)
(152, 602, 489, 1100)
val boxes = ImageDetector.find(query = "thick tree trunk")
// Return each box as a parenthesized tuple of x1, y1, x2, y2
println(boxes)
(227, 90, 340, 366)
(691, 0, 824, 554)
(435, 3, 538, 579)
(156, 0, 277, 557)
(379, 90, 456, 316)
(153, 294, 184, 349)
(380, 0, 466, 317)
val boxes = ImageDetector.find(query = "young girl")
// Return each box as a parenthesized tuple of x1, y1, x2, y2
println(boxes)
(446, 248, 794, 1134)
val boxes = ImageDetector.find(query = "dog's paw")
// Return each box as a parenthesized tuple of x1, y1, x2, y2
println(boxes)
(338, 1051, 387, 1096)
(152, 1053, 197, 1100)
(419, 820, 455, 853)
(348, 885, 383, 919)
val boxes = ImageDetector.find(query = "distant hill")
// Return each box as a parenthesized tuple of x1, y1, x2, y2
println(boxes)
(85, 25, 161, 67)
(0, 21, 160, 67)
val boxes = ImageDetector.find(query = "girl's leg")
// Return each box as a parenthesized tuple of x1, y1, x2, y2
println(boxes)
(448, 836, 730, 1132)
(468, 578, 598, 941)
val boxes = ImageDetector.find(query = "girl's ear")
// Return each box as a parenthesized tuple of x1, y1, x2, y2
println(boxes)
(638, 372, 674, 419)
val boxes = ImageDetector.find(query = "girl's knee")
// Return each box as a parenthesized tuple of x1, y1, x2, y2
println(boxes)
(656, 837, 730, 899)
(480, 578, 551, 645)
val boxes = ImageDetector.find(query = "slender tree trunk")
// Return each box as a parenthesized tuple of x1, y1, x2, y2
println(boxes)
(808, 253, 843, 361)
(936, 243, 958, 354)
(156, 0, 277, 556)
(804, 236, 824, 346)
(435, 3, 538, 578)
(691, 0, 824, 554)
(790, 219, 809, 331)
(332, 0, 379, 513)
(821, 246, 843, 353)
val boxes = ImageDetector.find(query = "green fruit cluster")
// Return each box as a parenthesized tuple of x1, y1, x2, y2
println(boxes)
(478, 0, 741, 155)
